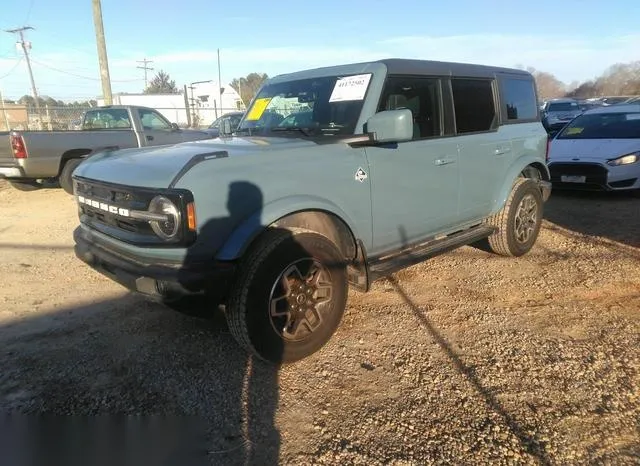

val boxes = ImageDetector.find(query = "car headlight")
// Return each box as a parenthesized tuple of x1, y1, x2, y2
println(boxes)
(148, 195, 181, 240)
(607, 153, 639, 166)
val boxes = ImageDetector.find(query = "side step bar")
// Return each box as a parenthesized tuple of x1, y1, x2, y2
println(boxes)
(368, 225, 496, 282)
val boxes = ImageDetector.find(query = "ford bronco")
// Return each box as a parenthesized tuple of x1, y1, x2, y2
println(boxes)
(72, 59, 551, 363)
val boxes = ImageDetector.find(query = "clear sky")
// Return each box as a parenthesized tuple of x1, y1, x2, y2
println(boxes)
(0, 0, 638, 101)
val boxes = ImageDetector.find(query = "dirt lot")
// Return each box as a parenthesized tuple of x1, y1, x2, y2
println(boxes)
(0, 180, 639, 465)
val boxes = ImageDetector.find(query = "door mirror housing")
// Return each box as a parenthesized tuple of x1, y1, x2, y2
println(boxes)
(219, 117, 233, 137)
(365, 109, 413, 143)
(170, 122, 180, 131)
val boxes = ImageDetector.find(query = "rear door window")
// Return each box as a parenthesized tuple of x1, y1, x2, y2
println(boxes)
(450, 79, 496, 133)
(501, 78, 538, 121)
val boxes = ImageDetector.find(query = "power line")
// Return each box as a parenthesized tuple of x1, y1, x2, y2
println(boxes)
(136, 57, 153, 88)
(30, 59, 141, 82)
(0, 56, 23, 79)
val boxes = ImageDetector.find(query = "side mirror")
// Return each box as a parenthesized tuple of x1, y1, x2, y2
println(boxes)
(170, 122, 180, 131)
(219, 117, 233, 137)
(365, 109, 413, 143)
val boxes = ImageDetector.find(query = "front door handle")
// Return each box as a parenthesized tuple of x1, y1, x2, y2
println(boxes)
(146, 135, 154, 141)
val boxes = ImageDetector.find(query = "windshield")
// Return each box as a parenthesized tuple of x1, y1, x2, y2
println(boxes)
(235, 73, 372, 137)
(557, 112, 640, 139)
(547, 102, 580, 112)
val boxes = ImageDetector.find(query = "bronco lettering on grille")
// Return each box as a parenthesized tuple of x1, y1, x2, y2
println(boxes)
(78, 195, 130, 217)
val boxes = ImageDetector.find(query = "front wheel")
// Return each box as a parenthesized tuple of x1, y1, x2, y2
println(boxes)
(226, 228, 348, 364)
(484, 178, 544, 257)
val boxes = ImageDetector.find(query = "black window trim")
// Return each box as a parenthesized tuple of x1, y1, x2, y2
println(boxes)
(497, 74, 541, 125)
(375, 73, 453, 142)
(448, 76, 499, 136)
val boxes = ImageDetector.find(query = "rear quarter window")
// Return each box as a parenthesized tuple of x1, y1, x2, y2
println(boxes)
(501, 77, 538, 121)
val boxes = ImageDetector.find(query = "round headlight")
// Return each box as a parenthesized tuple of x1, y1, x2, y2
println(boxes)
(148, 196, 180, 240)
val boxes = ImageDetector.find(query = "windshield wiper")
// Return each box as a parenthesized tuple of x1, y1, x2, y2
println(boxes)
(271, 127, 313, 137)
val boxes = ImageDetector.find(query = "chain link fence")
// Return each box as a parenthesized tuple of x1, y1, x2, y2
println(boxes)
(1, 105, 244, 131)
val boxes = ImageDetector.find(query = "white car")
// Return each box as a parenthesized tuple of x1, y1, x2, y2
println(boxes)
(548, 104, 640, 192)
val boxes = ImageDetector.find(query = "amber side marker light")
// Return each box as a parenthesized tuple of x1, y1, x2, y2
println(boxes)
(186, 202, 197, 231)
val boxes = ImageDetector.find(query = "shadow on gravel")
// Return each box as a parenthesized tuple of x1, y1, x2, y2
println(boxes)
(543, 190, 640, 249)
(0, 294, 280, 466)
(387, 276, 552, 465)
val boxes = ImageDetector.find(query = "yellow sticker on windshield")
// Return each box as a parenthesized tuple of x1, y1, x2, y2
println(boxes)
(565, 127, 583, 135)
(245, 98, 271, 121)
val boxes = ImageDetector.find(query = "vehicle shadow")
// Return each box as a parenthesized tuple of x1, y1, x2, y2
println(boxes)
(543, 190, 640, 249)
(0, 294, 279, 465)
(392, 227, 552, 464)
(385, 277, 552, 465)
(1, 181, 282, 466)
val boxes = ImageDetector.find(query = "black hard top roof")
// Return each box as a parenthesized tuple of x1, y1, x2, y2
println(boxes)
(376, 58, 532, 78)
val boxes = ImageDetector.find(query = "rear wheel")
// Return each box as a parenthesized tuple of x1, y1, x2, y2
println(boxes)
(484, 178, 543, 257)
(226, 228, 348, 364)
(59, 158, 84, 195)
(8, 180, 41, 192)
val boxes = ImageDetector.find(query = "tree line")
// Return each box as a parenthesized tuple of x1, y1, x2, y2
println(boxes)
(527, 60, 640, 101)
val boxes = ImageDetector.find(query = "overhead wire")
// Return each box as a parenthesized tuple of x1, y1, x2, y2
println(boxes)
(30, 59, 142, 82)
(0, 57, 24, 79)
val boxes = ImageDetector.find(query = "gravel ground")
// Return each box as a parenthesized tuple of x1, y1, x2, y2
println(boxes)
(0, 180, 639, 465)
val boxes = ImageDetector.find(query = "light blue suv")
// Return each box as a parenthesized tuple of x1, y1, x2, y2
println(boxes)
(73, 58, 551, 363)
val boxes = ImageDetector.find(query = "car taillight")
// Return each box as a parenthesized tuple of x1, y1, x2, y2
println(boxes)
(10, 133, 27, 159)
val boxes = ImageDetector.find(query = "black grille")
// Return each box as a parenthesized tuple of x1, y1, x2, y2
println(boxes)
(75, 180, 154, 238)
(548, 162, 608, 189)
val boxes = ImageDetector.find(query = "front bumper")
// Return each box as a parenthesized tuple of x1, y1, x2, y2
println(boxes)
(73, 226, 236, 302)
(548, 161, 640, 191)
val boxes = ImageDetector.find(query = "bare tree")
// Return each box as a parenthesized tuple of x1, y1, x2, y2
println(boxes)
(526, 67, 566, 100)
(230, 73, 268, 105)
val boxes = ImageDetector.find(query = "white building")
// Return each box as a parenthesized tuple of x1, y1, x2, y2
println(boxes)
(97, 82, 244, 127)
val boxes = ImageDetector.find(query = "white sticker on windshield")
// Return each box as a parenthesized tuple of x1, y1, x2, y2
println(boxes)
(329, 74, 372, 102)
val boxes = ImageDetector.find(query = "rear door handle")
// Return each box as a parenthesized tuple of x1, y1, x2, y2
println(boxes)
(435, 156, 456, 166)
(494, 146, 511, 156)
(146, 135, 154, 141)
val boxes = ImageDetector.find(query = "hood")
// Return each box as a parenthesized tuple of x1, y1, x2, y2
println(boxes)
(73, 135, 321, 188)
(549, 138, 640, 162)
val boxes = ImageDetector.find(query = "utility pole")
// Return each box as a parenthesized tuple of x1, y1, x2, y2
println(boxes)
(92, 0, 112, 105)
(5, 26, 42, 129)
(0, 88, 10, 131)
(217, 48, 222, 118)
(136, 57, 154, 89)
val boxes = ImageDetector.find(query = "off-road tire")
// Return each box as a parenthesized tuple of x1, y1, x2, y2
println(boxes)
(226, 227, 348, 364)
(8, 180, 41, 192)
(484, 178, 543, 257)
(59, 158, 84, 195)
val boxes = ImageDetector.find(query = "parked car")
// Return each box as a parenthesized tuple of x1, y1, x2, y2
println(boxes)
(72, 58, 551, 363)
(0, 105, 214, 194)
(541, 98, 583, 133)
(203, 111, 244, 137)
(548, 103, 640, 192)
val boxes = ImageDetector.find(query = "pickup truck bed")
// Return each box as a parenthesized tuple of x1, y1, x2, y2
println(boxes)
(0, 105, 214, 194)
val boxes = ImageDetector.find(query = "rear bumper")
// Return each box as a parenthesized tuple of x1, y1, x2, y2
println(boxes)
(0, 160, 24, 178)
(539, 180, 552, 202)
(73, 226, 237, 303)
